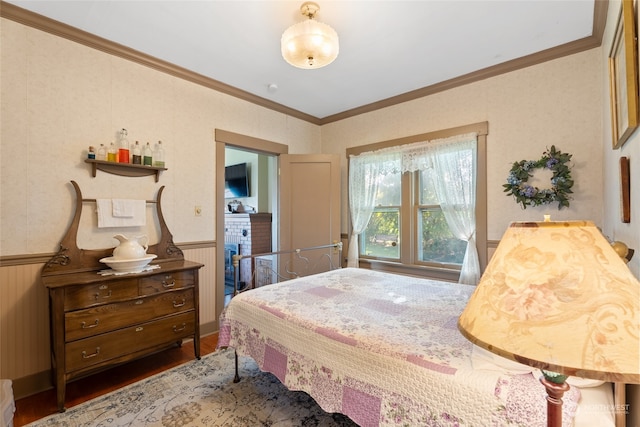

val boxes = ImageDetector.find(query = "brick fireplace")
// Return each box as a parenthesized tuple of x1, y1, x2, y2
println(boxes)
(224, 213, 272, 289)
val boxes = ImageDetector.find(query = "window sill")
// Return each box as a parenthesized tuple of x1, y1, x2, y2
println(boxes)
(357, 259, 461, 283)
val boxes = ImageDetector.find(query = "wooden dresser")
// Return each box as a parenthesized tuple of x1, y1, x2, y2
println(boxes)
(41, 181, 203, 412)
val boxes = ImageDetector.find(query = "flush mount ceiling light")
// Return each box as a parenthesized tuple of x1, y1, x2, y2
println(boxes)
(281, 2, 339, 69)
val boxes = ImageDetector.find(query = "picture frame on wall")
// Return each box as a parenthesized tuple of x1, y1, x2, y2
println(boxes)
(609, 0, 639, 149)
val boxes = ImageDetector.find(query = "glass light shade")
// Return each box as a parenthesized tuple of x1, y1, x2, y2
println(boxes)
(281, 19, 339, 69)
(458, 221, 640, 383)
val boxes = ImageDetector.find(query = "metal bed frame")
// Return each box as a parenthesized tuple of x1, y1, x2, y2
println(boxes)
(230, 242, 343, 296)
(229, 242, 343, 382)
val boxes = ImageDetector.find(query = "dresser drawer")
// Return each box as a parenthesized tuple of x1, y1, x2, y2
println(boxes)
(65, 311, 196, 372)
(64, 288, 195, 342)
(139, 270, 195, 294)
(64, 280, 137, 311)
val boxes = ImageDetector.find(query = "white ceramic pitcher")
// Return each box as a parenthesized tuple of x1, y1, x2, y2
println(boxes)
(112, 234, 149, 259)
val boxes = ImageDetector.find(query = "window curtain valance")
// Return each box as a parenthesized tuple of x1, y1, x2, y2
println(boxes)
(348, 132, 480, 285)
(354, 132, 477, 173)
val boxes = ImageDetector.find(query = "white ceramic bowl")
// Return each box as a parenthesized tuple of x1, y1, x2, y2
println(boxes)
(99, 254, 157, 273)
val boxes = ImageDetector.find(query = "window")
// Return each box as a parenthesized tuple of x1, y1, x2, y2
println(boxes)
(346, 122, 488, 284)
(360, 157, 468, 268)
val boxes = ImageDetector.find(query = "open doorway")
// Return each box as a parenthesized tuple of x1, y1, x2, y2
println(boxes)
(214, 129, 341, 326)
(223, 147, 278, 304)
(214, 130, 289, 322)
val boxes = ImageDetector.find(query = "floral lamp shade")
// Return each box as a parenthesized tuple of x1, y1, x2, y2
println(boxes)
(458, 221, 639, 383)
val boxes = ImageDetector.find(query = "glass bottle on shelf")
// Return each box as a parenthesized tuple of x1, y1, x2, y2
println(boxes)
(118, 129, 130, 163)
(96, 143, 107, 161)
(132, 141, 142, 164)
(107, 142, 118, 162)
(143, 142, 153, 166)
(88, 146, 96, 159)
(153, 140, 165, 168)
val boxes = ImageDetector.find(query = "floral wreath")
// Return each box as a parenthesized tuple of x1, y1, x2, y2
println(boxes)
(503, 145, 574, 209)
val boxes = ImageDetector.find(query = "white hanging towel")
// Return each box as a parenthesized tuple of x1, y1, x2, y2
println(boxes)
(96, 199, 146, 228)
(112, 199, 135, 217)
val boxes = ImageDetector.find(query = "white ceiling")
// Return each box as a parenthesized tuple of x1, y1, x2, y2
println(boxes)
(4, 1, 599, 121)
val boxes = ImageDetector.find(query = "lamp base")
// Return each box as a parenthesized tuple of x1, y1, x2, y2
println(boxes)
(540, 373, 570, 427)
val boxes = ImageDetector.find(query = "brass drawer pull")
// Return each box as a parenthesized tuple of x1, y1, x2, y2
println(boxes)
(162, 276, 176, 288)
(82, 347, 100, 359)
(81, 319, 99, 329)
(173, 323, 186, 333)
(135, 326, 144, 332)
(94, 290, 112, 300)
(173, 299, 186, 308)
(135, 300, 144, 305)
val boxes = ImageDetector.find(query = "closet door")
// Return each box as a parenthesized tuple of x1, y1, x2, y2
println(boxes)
(279, 154, 341, 275)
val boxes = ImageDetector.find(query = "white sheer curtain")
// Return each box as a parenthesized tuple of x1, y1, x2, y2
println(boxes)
(428, 138, 479, 285)
(348, 133, 479, 284)
(347, 152, 399, 268)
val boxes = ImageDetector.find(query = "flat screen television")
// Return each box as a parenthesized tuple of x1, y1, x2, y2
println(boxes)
(225, 163, 249, 198)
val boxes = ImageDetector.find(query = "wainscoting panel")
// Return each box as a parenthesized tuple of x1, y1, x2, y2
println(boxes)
(182, 246, 216, 328)
(0, 263, 50, 381)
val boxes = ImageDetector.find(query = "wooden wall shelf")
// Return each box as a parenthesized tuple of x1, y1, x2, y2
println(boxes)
(85, 159, 167, 182)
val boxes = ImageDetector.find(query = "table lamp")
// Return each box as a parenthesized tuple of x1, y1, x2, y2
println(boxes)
(458, 221, 639, 427)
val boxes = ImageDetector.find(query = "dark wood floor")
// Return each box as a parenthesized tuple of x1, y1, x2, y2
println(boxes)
(13, 333, 219, 427)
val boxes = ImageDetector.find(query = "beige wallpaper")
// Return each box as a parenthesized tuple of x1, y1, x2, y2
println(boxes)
(0, 16, 615, 258)
(0, 18, 320, 256)
(321, 48, 604, 242)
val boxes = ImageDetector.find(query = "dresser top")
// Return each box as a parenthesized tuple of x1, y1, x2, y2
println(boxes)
(42, 259, 203, 289)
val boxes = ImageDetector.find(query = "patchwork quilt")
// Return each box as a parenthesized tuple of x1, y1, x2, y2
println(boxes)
(218, 268, 580, 426)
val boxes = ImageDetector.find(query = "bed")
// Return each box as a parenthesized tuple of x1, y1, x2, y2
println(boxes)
(218, 267, 616, 426)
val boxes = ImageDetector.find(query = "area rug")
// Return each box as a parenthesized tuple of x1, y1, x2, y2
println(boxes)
(27, 348, 358, 426)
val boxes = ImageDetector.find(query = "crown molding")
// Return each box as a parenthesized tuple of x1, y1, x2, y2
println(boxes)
(0, 1, 321, 125)
(1, 0, 607, 126)
(322, 0, 607, 125)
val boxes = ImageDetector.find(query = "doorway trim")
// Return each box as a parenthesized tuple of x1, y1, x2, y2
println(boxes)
(214, 129, 288, 323)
